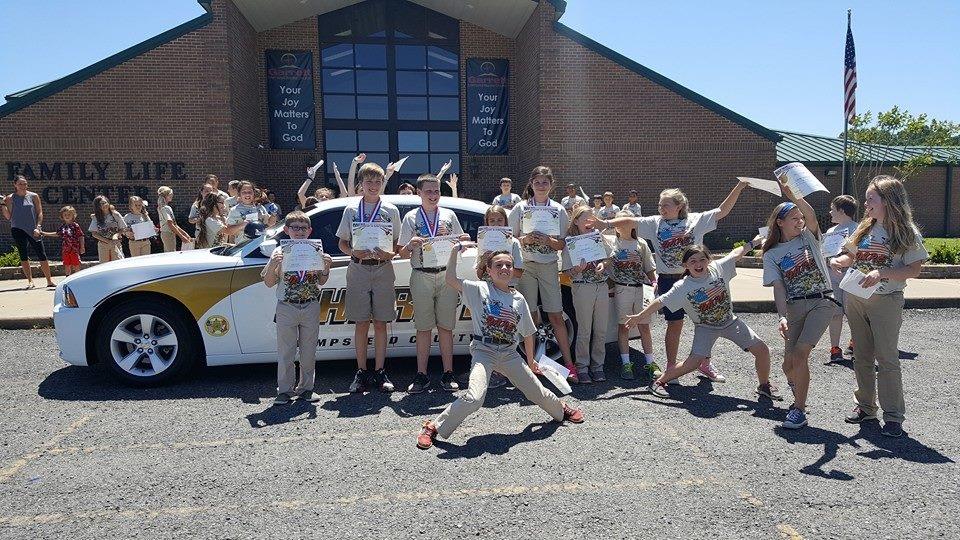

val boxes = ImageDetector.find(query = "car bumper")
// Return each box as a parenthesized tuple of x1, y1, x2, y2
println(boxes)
(53, 303, 93, 366)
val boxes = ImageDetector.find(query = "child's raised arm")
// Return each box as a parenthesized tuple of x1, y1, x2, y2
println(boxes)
(716, 180, 749, 221)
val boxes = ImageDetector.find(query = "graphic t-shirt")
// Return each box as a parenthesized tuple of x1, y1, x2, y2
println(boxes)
(844, 222, 928, 295)
(491, 193, 522, 210)
(336, 198, 402, 247)
(123, 212, 154, 240)
(263, 246, 324, 303)
(609, 238, 656, 285)
(561, 235, 613, 284)
(635, 209, 720, 275)
(762, 229, 832, 298)
(598, 205, 620, 220)
(88, 211, 125, 237)
(825, 221, 857, 257)
(560, 195, 586, 213)
(507, 199, 570, 264)
(623, 202, 642, 217)
(227, 203, 267, 225)
(461, 280, 536, 347)
(660, 255, 737, 328)
(159, 204, 176, 233)
(58, 222, 84, 256)
(398, 206, 464, 268)
(199, 217, 225, 248)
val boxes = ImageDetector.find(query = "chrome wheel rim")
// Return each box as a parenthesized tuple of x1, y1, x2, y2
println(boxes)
(109, 314, 178, 377)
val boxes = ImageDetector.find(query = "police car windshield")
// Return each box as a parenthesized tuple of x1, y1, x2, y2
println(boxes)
(220, 220, 285, 256)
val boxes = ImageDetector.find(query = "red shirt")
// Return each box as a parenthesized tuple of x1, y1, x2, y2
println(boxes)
(58, 222, 84, 255)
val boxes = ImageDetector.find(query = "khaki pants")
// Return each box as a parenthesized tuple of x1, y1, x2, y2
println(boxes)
(345, 261, 396, 322)
(161, 230, 177, 252)
(434, 342, 565, 439)
(275, 301, 322, 395)
(571, 282, 608, 371)
(516, 260, 563, 313)
(128, 239, 151, 257)
(410, 269, 460, 331)
(97, 241, 123, 262)
(845, 292, 906, 422)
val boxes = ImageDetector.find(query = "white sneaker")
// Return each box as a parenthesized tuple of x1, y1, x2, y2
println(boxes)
(698, 361, 726, 383)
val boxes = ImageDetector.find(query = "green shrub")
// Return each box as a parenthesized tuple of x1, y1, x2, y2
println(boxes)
(928, 242, 960, 264)
(0, 248, 21, 267)
(732, 240, 754, 256)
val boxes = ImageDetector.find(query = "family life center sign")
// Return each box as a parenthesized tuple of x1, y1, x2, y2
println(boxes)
(466, 59, 508, 155)
(266, 51, 316, 150)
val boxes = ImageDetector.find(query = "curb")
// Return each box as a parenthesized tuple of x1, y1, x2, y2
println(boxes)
(733, 257, 960, 279)
(0, 261, 99, 280)
(0, 316, 54, 330)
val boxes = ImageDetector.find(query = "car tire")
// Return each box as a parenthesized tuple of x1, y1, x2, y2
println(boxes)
(519, 311, 574, 364)
(94, 298, 200, 386)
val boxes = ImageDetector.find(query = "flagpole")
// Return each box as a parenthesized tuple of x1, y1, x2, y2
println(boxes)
(841, 9, 851, 196)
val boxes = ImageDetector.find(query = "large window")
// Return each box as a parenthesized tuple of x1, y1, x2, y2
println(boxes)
(319, 0, 460, 194)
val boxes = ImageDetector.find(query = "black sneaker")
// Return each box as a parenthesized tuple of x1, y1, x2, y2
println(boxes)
(881, 421, 905, 438)
(844, 406, 878, 424)
(407, 372, 431, 394)
(487, 371, 508, 389)
(372, 369, 395, 392)
(440, 371, 459, 392)
(349, 369, 368, 393)
(272, 392, 293, 405)
(298, 390, 320, 402)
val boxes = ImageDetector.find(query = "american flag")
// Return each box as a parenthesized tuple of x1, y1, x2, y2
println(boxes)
(779, 249, 810, 272)
(486, 301, 518, 327)
(844, 11, 857, 123)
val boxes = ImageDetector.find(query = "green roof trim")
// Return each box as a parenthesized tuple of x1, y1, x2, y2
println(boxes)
(0, 8, 212, 118)
(776, 130, 960, 165)
(552, 22, 781, 143)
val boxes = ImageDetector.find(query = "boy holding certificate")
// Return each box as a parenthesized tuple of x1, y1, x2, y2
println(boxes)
(337, 163, 403, 394)
(507, 166, 576, 381)
(398, 174, 471, 393)
(262, 211, 332, 405)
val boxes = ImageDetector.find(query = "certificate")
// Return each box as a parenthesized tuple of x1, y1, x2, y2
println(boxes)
(351, 222, 393, 253)
(421, 235, 458, 268)
(537, 355, 572, 395)
(821, 231, 847, 258)
(737, 176, 782, 197)
(521, 206, 561, 236)
(181, 242, 195, 251)
(774, 162, 829, 198)
(839, 267, 878, 299)
(131, 220, 156, 240)
(565, 230, 606, 264)
(477, 226, 512, 253)
(244, 212, 260, 222)
(280, 239, 324, 273)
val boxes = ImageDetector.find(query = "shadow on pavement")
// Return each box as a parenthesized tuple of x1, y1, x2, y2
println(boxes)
(433, 421, 561, 459)
(246, 400, 318, 428)
(630, 377, 786, 422)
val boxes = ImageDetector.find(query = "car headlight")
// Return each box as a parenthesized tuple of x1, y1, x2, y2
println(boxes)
(62, 285, 78, 308)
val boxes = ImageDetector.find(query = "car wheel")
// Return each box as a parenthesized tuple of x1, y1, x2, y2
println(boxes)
(95, 299, 199, 385)
(519, 312, 574, 363)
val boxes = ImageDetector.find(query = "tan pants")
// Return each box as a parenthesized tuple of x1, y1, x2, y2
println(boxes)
(161, 230, 177, 252)
(571, 282, 608, 371)
(434, 342, 565, 439)
(275, 301, 322, 395)
(845, 292, 906, 422)
(128, 239, 151, 257)
(97, 241, 123, 262)
(410, 269, 460, 331)
(516, 260, 563, 313)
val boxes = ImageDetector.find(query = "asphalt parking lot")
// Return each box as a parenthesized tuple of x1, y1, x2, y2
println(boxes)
(1, 310, 958, 539)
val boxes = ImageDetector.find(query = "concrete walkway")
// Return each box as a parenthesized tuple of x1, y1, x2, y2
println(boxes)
(1, 272, 958, 330)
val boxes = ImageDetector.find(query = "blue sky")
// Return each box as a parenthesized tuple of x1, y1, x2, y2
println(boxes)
(1, 0, 957, 137)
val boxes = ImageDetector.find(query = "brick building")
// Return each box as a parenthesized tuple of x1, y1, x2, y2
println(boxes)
(1, 0, 954, 256)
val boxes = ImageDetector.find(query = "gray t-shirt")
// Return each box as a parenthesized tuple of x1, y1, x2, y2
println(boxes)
(560, 195, 585, 213)
(159, 204, 176, 233)
(762, 229, 832, 299)
(609, 238, 656, 285)
(261, 246, 324, 302)
(336, 198, 402, 247)
(462, 279, 536, 347)
(491, 193, 522, 210)
(659, 254, 737, 328)
(623, 202, 642, 217)
(825, 221, 858, 286)
(199, 217, 225, 248)
(635, 209, 720, 275)
(598, 205, 620, 220)
(844, 222, 928, 295)
(507, 199, 570, 264)
(123, 212, 154, 240)
(398, 206, 463, 269)
(227, 203, 267, 225)
(9, 191, 38, 232)
(88, 211, 125, 235)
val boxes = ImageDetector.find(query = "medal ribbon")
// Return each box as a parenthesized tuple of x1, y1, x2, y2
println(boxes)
(418, 206, 440, 238)
(358, 199, 383, 223)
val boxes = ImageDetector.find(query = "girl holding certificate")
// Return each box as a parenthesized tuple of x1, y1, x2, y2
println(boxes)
(760, 180, 840, 430)
(507, 166, 577, 382)
(88, 195, 126, 262)
(157, 186, 192, 252)
(600, 182, 750, 385)
(122, 196, 154, 257)
(825, 195, 859, 363)
(227, 181, 275, 227)
(829, 176, 927, 438)
(561, 206, 614, 383)
(416, 243, 584, 450)
(195, 193, 245, 249)
(609, 211, 658, 381)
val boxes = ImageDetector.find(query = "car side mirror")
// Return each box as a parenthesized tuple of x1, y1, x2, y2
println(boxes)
(259, 239, 277, 257)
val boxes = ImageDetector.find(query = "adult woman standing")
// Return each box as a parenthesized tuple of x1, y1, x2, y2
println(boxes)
(2, 175, 55, 287)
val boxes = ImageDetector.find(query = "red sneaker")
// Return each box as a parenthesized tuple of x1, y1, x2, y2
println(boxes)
(417, 421, 438, 449)
(562, 404, 584, 424)
(565, 363, 579, 384)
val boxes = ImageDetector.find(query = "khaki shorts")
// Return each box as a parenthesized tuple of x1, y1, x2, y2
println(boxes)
(690, 318, 761, 358)
(410, 268, 460, 331)
(615, 283, 652, 325)
(785, 297, 841, 353)
(345, 261, 396, 322)
(516, 260, 563, 313)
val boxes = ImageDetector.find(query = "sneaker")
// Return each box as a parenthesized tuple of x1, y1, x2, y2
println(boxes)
(577, 370, 592, 385)
(881, 421, 905, 438)
(590, 369, 606, 382)
(648, 381, 670, 398)
(440, 371, 459, 392)
(620, 362, 635, 380)
(407, 372, 431, 394)
(756, 383, 783, 401)
(566, 363, 580, 384)
(298, 390, 320, 402)
(488, 371, 508, 389)
(782, 407, 807, 429)
(844, 406, 878, 424)
(698, 361, 726, 383)
(845, 341, 855, 358)
(417, 421, 438, 449)
(665, 362, 681, 385)
(349, 369, 368, 393)
(372, 369, 395, 392)
(647, 361, 663, 378)
(272, 392, 293, 405)
(562, 404, 584, 423)
(826, 346, 844, 364)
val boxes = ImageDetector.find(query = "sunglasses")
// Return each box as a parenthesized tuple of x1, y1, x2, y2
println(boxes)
(287, 225, 309, 232)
